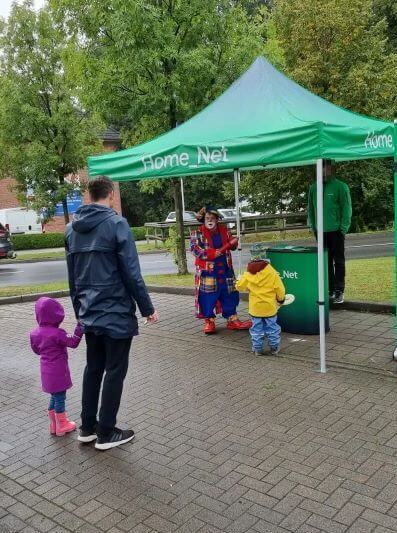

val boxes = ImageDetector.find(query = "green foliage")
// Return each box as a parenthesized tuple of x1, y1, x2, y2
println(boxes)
(258, 0, 397, 230)
(121, 174, 234, 226)
(12, 232, 65, 250)
(51, 0, 269, 272)
(165, 226, 180, 266)
(2, 0, 392, 234)
(272, 0, 397, 117)
(241, 167, 311, 215)
(11, 227, 146, 250)
(337, 160, 394, 232)
(131, 227, 146, 241)
(120, 181, 174, 225)
(184, 175, 233, 213)
(373, 0, 397, 50)
(52, 0, 267, 141)
(0, 2, 102, 222)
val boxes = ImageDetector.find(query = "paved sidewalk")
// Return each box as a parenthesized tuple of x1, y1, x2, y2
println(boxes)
(0, 294, 397, 533)
(145, 293, 396, 375)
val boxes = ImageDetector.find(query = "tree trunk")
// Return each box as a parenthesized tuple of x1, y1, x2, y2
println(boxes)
(59, 176, 70, 225)
(172, 178, 188, 274)
(62, 198, 70, 225)
(165, 76, 187, 275)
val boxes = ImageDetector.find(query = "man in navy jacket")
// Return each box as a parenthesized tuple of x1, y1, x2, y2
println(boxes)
(65, 176, 158, 450)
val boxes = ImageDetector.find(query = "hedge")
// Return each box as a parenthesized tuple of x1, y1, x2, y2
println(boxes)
(131, 226, 146, 240)
(12, 227, 146, 250)
(12, 233, 65, 250)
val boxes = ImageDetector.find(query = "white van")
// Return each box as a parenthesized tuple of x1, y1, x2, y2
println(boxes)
(0, 207, 42, 234)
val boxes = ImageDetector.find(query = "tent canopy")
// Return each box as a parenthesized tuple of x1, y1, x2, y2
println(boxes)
(88, 56, 394, 181)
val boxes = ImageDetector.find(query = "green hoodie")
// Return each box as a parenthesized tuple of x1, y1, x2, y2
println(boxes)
(307, 177, 352, 235)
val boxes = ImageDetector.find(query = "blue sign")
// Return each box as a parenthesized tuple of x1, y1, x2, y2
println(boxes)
(54, 191, 82, 216)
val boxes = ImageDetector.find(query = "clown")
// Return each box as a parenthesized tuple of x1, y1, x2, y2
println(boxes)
(190, 206, 252, 334)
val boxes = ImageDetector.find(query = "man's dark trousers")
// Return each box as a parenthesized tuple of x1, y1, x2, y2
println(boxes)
(323, 230, 345, 294)
(81, 333, 132, 436)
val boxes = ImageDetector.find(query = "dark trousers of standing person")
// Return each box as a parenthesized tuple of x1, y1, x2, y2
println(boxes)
(81, 333, 132, 437)
(323, 230, 345, 295)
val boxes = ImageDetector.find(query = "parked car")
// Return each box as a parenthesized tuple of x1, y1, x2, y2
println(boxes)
(218, 209, 236, 220)
(218, 208, 260, 219)
(165, 211, 197, 223)
(0, 223, 16, 259)
(218, 208, 258, 228)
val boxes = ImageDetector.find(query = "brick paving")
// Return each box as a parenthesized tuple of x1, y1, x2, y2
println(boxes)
(0, 293, 397, 532)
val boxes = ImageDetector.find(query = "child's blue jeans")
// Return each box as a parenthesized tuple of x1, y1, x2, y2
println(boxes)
(250, 316, 281, 351)
(48, 391, 66, 413)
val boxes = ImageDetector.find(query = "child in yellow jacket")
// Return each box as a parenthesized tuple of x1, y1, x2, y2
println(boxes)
(236, 259, 285, 356)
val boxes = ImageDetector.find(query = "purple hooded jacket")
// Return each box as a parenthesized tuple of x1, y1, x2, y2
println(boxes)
(30, 297, 83, 394)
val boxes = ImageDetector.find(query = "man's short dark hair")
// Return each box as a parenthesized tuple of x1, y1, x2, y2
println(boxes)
(88, 176, 114, 201)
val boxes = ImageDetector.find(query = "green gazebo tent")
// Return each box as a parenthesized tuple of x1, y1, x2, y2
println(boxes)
(88, 57, 396, 372)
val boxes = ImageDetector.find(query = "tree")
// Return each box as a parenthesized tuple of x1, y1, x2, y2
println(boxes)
(246, 0, 274, 16)
(240, 168, 311, 216)
(183, 175, 232, 213)
(373, 0, 397, 50)
(51, 0, 267, 272)
(120, 181, 174, 226)
(265, 0, 397, 230)
(272, 0, 397, 116)
(120, 173, 233, 227)
(0, 1, 102, 224)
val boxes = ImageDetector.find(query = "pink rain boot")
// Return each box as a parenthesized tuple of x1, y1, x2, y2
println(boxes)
(55, 412, 76, 436)
(48, 410, 56, 435)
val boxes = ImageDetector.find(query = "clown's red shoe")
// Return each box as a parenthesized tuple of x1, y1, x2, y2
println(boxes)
(227, 318, 252, 331)
(203, 319, 216, 334)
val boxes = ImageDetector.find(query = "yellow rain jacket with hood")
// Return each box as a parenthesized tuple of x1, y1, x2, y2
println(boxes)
(236, 260, 285, 317)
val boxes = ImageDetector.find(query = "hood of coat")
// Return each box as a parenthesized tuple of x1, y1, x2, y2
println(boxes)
(71, 204, 115, 234)
(245, 261, 275, 287)
(247, 259, 269, 275)
(35, 297, 64, 327)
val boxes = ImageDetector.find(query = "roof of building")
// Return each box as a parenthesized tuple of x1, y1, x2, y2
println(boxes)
(100, 127, 121, 143)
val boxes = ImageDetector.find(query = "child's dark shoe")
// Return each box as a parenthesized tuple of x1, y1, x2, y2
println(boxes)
(269, 346, 280, 356)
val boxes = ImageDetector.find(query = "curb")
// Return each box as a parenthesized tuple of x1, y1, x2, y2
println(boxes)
(145, 285, 195, 297)
(331, 300, 395, 314)
(0, 285, 394, 314)
(2, 248, 168, 265)
(0, 290, 70, 305)
(2, 257, 66, 265)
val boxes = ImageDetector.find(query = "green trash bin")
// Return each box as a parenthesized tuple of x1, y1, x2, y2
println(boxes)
(251, 244, 329, 335)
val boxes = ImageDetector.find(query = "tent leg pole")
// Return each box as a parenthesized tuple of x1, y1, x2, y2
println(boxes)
(393, 118, 397, 358)
(234, 169, 242, 276)
(180, 178, 185, 215)
(316, 159, 327, 374)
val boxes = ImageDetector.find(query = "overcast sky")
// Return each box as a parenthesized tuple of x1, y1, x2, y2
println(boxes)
(0, 0, 46, 20)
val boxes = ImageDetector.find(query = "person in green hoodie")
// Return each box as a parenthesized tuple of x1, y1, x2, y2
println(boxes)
(307, 160, 352, 304)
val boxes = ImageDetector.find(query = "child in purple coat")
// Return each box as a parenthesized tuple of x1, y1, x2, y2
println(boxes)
(30, 297, 83, 436)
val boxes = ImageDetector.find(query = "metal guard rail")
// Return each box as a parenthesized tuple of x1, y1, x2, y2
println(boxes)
(144, 212, 308, 244)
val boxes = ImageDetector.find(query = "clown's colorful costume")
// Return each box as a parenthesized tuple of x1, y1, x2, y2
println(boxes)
(190, 210, 251, 334)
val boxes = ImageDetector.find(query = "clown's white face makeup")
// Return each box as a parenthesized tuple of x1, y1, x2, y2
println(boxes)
(204, 212, 217, 230)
